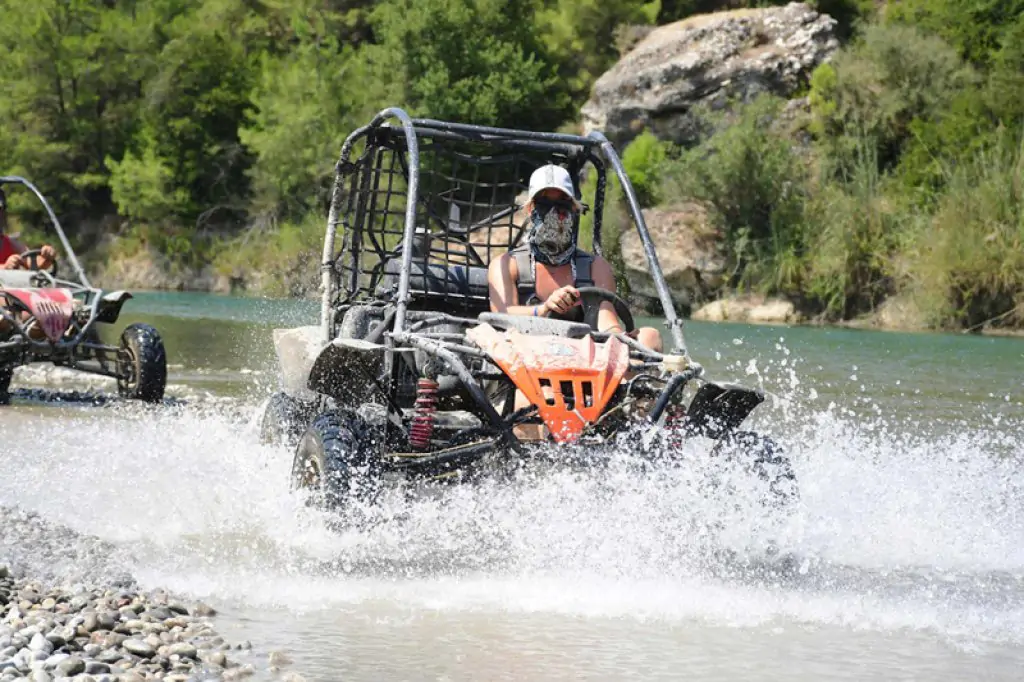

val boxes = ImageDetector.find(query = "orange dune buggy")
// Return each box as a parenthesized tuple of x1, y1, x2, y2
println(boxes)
(260, 110, 796, 512)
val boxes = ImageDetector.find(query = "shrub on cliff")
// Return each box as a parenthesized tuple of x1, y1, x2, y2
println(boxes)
(661, 96, 809, 294)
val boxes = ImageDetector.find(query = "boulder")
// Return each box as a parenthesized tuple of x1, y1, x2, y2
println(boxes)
(692, 294, 802, 325)
(620, 204, 726, 315)
(582, 2, 839, 148)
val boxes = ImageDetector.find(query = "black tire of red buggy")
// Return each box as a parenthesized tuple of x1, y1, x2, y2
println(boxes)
(0, 366, 12, 405)
(291, 410, 382, 512)
(711, 430, 798, 508)
(259, 391, 317, 447)
(117, 323, 167, 403)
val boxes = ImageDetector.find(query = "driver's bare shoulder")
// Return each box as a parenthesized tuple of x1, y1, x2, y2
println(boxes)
(590, 255, 616, 289)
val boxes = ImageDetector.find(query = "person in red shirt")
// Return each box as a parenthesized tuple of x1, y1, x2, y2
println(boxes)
(0, 188, 57, 271)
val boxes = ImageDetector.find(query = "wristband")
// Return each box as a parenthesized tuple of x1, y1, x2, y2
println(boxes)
(533, 305, 538, 317)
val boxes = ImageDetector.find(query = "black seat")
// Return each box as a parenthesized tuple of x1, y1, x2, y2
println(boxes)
(378, 258, 491, 310)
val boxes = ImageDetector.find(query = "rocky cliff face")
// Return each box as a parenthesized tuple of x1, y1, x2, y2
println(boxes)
(582, 2, 840, 148)
(620, 204, 726, 315)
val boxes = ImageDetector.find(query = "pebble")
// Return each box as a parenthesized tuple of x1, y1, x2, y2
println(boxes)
(269, 651, 292, 666)
(55, 657, 85, 676)
(121, 640, 154, 659)
(0, 505, 307, 682)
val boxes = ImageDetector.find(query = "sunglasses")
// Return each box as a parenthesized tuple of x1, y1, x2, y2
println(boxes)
(533, 196, 576, 214)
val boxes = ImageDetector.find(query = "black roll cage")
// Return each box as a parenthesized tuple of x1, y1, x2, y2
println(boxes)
(319, 108, 690, 358)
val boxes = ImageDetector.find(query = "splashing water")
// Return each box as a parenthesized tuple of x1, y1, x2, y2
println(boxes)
(0, 327, 1022, 679)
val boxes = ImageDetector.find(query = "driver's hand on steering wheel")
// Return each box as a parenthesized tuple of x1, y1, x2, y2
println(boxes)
(3, 254, 23, 270)
(543, 285, 580, 315)
(38, 244, 56, 268)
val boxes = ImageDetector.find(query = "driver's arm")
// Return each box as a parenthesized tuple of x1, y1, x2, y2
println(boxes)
(1, 236, 28, 269)
(592, 257, 625, 333)
(488, 254, 534, 316)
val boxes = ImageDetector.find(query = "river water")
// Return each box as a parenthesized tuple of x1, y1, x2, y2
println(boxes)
(0, 291, 1022, 681)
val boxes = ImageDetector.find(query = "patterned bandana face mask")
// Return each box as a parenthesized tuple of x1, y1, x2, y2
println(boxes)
(529, 201, 576, 266)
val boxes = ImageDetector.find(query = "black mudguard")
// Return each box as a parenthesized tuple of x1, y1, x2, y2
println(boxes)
(683, 381, 765, 439)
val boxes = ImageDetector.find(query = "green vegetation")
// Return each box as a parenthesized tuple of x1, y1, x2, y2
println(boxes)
(0, 0, 1022, 332)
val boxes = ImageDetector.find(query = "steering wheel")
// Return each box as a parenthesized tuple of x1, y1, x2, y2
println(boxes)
(575, 286, 635, 333)
(19, 249, 59, 276)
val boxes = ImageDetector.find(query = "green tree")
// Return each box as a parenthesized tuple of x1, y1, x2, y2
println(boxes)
(887, 0, 1024, 69)
(364, 0, 564, 128)
(536, 0, 658, 105)
(0, 0, 170, 225)
(107, 8, 257, 225)
(808, 23, 977, 178)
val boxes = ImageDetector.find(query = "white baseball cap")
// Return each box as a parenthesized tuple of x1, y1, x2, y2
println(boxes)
(528, 164, 582, 210)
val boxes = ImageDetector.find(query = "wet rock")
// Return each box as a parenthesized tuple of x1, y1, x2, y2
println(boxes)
(80, 616, 99, 635)
(28, 635, 52, 655)
(42, 653, 68, 670)
(691, 294, 801, 324)
(140, 608, 172, 623)
(55, 656, 85, 676)
(204, 651, 226, 668)
(223, 664, 255, 680)
(268, 651, 292, 667)
(0, 505, 281, 682)
(165, 644, 195, 660)
(121, 641, 155, 659)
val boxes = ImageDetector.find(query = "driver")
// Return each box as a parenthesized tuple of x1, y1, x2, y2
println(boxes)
(487, 164, 662, 352)
(0, 188, 57, 271)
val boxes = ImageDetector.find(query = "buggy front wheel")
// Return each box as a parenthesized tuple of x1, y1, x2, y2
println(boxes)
(291, 410, 382, 512)
(117, 324, 167, 403)
(711, 430, 798, 509)
(258, 391, 317, 447)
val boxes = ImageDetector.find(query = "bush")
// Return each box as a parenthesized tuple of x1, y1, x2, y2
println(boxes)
(213, 214, 326, 297)
(661, 95, 809, 293)
(620, 131, 669, 207)
(808, 23, 977, 177)
(802, 141, 909, 319)
(910, 132, 1024, 329)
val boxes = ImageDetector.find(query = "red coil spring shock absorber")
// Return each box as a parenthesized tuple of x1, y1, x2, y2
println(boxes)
(409, 378, 439, 450)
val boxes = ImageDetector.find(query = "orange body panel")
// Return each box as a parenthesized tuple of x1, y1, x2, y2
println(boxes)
(467, 323, 631, 443)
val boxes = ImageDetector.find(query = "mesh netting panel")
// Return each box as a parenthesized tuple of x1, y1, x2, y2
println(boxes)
(332, 128, 601, 315)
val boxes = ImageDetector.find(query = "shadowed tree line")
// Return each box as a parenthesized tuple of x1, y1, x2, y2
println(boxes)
(0, 0, 1022, 331)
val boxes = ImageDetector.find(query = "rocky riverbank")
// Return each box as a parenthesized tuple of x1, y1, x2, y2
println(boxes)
(0, 506, 304, 682)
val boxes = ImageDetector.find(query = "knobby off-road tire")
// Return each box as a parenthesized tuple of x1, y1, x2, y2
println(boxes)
(258, 391, 318, 447)
(291, 410, 383, 513)
(117, 323, 167, 403)
(711, 430, 798, 509)
(0, 366, 12, 405)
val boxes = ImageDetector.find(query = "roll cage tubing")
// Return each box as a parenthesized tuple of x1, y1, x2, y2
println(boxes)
(321, 108, 690, 358)
(0, 176, 92, 288)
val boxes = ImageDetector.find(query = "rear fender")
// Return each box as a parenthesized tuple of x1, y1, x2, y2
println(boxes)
(95, 290, 133, 324)
(307, 337, 387, 406)
(683, 381, 766, 439)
